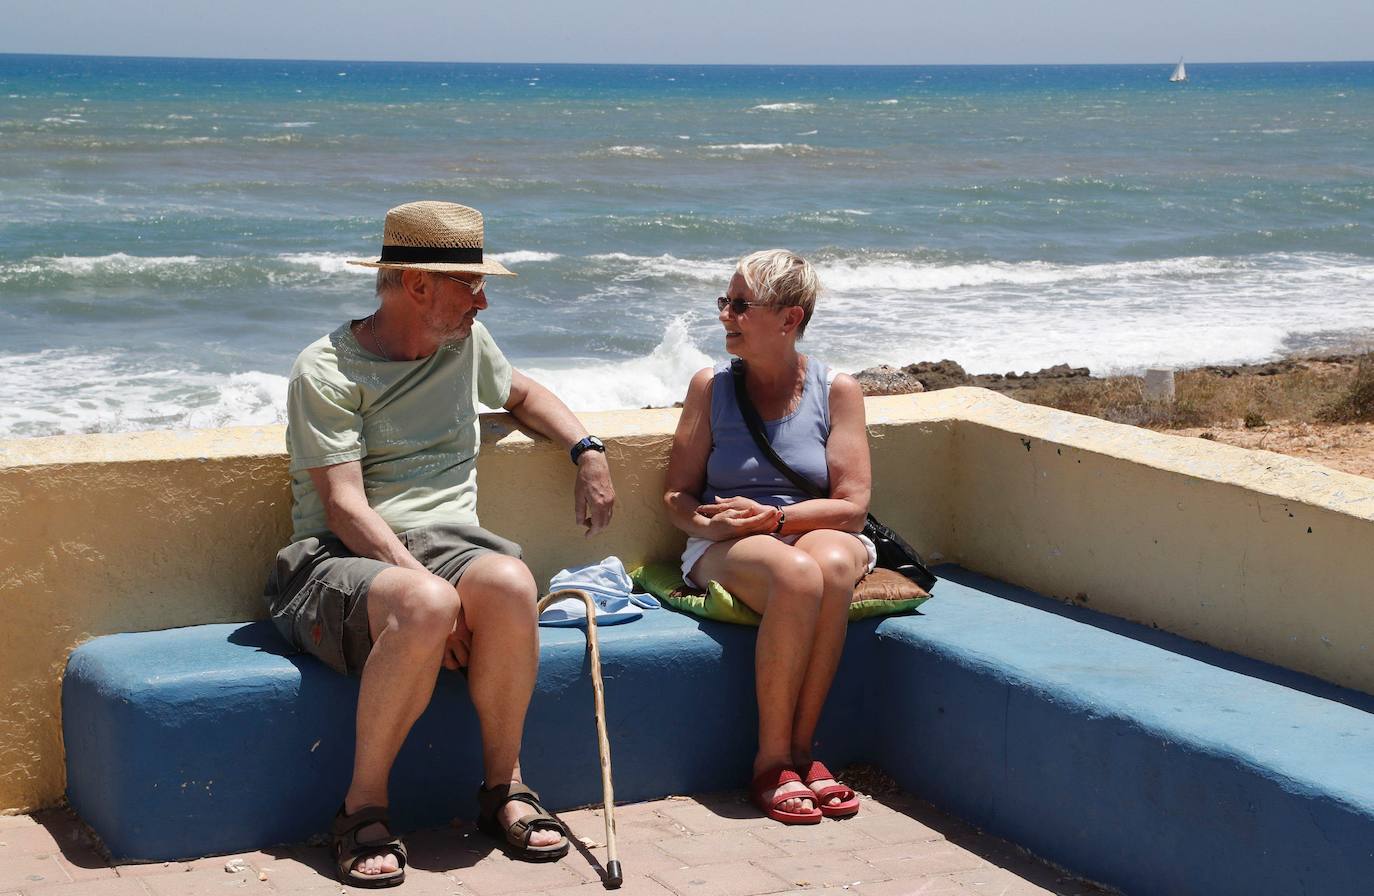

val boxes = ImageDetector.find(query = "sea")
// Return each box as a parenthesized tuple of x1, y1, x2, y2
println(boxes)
(2, 54, 1372, 438)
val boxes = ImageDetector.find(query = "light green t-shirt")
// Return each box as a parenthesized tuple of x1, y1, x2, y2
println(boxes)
(285, 319, 513, 542)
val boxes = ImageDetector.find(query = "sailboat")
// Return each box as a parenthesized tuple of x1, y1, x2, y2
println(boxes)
(1169, 58, 1188, 83)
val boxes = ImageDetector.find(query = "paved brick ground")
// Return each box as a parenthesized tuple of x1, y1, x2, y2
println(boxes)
(0, 791, 1110, 896)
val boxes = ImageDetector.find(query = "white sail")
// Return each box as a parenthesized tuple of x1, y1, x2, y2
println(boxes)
(1170, 58, 1187, 82)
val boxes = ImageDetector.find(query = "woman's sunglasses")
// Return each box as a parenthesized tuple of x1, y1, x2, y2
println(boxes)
(716, 296, 769, 315)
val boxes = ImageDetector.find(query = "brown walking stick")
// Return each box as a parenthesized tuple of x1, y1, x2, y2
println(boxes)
(537, 588, 623, 888)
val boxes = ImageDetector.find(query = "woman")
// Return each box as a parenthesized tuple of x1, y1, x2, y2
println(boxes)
(663, 250, 875, 824)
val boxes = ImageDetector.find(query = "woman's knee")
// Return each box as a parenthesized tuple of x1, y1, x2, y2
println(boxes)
(766, 550, 824, 604)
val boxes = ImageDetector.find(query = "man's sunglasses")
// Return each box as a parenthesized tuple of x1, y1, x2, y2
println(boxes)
(716, 296, 768, 315)
(439, 273, 486, 294)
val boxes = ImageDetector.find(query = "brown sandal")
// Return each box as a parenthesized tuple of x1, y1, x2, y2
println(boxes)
(476, 781, 571, 861)
(331, 804, 407, 889)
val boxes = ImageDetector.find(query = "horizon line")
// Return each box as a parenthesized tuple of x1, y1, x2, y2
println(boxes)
(3, 50, 1373, 68)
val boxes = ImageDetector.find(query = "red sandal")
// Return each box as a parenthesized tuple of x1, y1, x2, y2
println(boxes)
(750, 765, 822, 825)
(799, 760, 860, 818)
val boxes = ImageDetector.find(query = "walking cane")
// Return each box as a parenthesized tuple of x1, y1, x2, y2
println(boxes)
(537, 588, 623, 889)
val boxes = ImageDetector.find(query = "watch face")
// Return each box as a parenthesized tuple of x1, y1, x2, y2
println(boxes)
(588, 436, 604, 449)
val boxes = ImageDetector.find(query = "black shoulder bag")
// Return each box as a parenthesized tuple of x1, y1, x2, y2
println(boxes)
(730, 359, 937, 592)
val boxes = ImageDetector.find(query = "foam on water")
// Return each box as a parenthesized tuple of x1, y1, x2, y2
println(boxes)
(521, 317, 713, 411)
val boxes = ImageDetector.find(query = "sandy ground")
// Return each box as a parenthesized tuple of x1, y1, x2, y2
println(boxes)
(1165, 421, 1374, 479)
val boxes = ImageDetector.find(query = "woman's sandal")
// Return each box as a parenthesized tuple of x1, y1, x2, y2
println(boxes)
(750, 765, 822, 825)
(331, 804, 407, 889)
(476, 781, 571, 861)
(799, 760, 860, 818)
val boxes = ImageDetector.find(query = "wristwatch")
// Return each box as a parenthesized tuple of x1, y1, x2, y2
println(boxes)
(570, 435, 606, 465)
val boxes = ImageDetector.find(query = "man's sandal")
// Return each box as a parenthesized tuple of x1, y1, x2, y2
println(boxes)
(799, 760, 860, 818)
(750, 765, 822, 825)
(476, 782, 571, 861)
(331, 804, 407, 889)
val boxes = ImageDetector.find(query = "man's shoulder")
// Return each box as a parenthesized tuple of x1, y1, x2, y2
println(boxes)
(289, 326, 350, 386)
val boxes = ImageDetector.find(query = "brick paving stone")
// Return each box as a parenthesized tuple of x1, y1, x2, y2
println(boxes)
(812, 876, 968, 895)
(844, 809, 946, 845)
(0, 855, 68, 891)
(651, 859, 793, 896)
(536, 877, 677, 896)
(0, 825, 62, 856)
(0, 815, 39, 830)
(752, 850, 891, 890)
(750, 819, 884, 856)
(653, 831, 782, 867)
(110, 864, 189, 879)
(656, 799, 775, 836)
(558, 806, 679, 846)
(49, 849, 117, 884)
(855, 842, 988, 878)
(448, 854, 584, 896)
(19, 878, 149, 896)
(139, 869, 260, 896)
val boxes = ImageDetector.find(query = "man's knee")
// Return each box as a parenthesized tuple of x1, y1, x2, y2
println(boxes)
(460, 554, 538, 611)
(376, 570, 461, 634)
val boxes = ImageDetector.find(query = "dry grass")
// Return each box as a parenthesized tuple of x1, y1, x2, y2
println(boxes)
(1007, 355, 1371, 430)
(1317, 355, 1374, 423)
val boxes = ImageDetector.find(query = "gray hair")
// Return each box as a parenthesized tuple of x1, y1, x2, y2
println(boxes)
(375, 267, 405, 296)
(736, 250, 820, 339)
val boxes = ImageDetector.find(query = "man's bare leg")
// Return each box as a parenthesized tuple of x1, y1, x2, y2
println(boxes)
(456, 554, 562, 848)
(345, 567, 462, 877)
(788, 530, 868, 808)
(692, 535, 824, 815)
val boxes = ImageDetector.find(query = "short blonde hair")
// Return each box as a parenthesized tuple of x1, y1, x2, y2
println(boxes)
(736, 249, 820, 338)
(375, 268, 405, 295)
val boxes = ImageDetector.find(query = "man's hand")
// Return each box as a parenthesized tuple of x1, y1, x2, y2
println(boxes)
(697, 497, 781, 540)
(574, 452, 615, 536)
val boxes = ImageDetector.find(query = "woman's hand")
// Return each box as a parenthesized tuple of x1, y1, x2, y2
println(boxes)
(697, 496, 781, 539)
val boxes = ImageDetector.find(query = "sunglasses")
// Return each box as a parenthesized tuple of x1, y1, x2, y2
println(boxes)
(716, 296, 769, 315)
(438, 273, 486, 294)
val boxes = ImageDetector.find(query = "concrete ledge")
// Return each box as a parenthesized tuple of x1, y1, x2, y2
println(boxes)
(66, 570, 1374, 895)
(63, 610, 881, 861)
(872, 568, 1374, 896)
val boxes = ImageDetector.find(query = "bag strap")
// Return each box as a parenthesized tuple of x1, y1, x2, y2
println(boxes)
(730, 359, 827, 500)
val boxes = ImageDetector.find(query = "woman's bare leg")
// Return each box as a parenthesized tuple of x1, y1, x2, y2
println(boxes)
(692, 535, 824, 814)
(787, 530, 868, 806)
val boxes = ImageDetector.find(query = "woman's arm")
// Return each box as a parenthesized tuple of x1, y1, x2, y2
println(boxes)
(772, 372, 872, 536)
(663, 368, 781, 540)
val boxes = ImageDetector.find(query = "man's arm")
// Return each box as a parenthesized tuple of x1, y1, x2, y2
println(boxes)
(308, 461, 426, 570)
(503, 369, 615, 535)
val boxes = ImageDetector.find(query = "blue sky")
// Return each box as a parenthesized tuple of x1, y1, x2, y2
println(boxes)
(5, 0, 1372, 64)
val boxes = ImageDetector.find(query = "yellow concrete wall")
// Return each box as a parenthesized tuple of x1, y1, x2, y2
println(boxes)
(0, 402, 958, 813)
(937, 388, 1374, 696)
(4, 389, 1372, 812)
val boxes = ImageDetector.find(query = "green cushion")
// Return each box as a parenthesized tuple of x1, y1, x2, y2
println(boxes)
(630, 562, 929, 627)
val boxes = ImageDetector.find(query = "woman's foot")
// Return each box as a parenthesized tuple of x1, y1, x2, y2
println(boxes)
(794, 758, 860, 818)
(750, 763, 822, 824)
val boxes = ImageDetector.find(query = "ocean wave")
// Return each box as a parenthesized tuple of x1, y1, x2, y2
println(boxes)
(522, 317, 712, 411)
(277, 253, 372, 274)
(587, 252, 732, 282)
(816, 254, 1257, 293)
(589, 145, 663, 159)
(489, 250, 561, 264)
(750, 103, 817, 112)
(701, 143, 815, 153)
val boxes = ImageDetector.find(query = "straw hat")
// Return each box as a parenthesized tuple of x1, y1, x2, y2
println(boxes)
(347, 201, 516, 276)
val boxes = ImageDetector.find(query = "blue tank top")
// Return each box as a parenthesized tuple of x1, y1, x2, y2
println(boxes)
(704, 358, 832, 508)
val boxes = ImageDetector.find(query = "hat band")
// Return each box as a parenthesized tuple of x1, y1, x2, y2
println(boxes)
(378, 245, 483, 264)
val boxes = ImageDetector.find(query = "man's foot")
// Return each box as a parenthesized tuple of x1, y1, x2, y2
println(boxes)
(476, 781, 571, 861)
(332, 804, 407, 888)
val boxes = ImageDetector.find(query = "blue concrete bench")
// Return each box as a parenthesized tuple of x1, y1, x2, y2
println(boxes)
(65, 570, 1374, 895)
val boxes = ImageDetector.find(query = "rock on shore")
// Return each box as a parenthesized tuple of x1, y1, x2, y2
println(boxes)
(853, 360, 1091, 396)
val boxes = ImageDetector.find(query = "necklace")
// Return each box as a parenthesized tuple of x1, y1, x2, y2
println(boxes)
(368, 312, 392, 362)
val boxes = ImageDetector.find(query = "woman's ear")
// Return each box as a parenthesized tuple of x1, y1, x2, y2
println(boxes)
(781, 305, 805, 335)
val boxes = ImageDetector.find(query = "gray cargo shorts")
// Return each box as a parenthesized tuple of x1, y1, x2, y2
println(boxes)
(263, 523, 523, 676)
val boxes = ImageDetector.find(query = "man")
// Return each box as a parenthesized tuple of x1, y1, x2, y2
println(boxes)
(264, 201, 615, 888)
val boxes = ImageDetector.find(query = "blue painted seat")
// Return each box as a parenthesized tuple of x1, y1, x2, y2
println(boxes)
(65, 569, 1374, 896)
